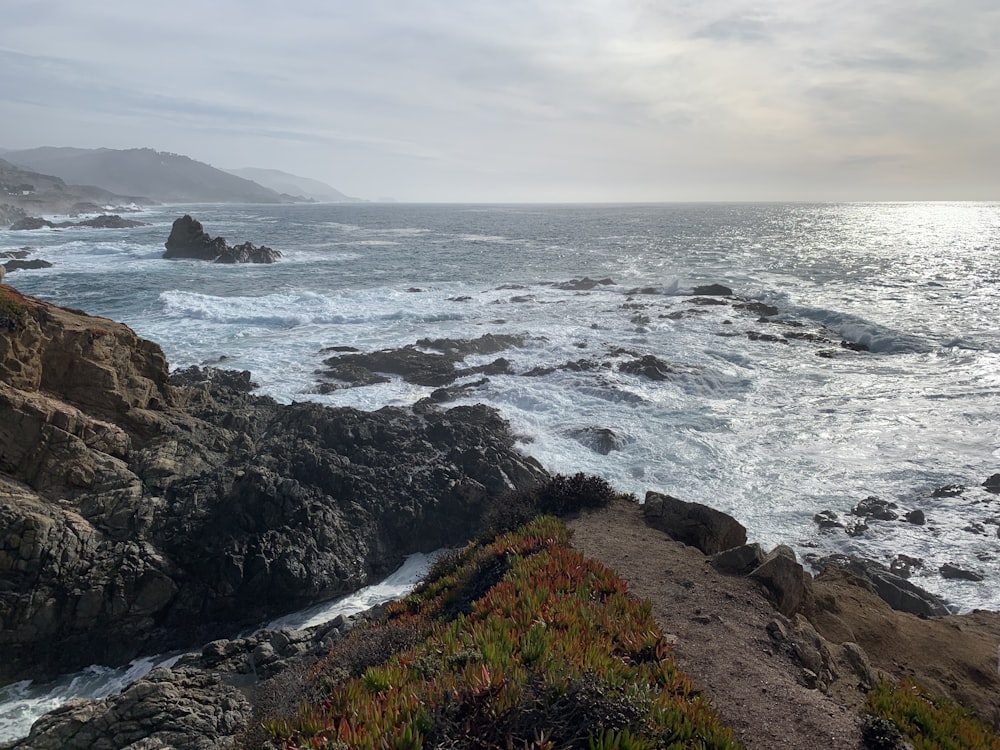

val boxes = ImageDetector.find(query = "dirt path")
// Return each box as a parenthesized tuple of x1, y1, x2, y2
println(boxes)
(568, 498, 864, 750)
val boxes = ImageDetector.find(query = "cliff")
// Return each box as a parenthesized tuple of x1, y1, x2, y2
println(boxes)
(0, 286, 546, 683)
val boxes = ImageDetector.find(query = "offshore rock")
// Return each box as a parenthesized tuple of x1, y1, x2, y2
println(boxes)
(0, 290, 547, 683)
(163, 215, 281, 263)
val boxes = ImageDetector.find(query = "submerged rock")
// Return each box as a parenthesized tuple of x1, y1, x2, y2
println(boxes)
(691, 283, 733, 296)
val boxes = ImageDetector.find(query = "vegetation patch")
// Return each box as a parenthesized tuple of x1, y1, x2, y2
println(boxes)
(864, 679, 1000, 750)
(257, 515, 739, 749)
(0, 287, 29, 330)
(483, 472, 623, 536)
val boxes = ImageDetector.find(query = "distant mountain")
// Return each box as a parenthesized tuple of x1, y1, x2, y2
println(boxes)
(4, 147, 295, 204)
(0, 157, 148, 225)
(226, 167, 363, 203)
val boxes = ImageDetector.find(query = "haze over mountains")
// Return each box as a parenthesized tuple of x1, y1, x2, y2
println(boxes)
(226, 167, 361, 203)
(1, 147, 362, 206)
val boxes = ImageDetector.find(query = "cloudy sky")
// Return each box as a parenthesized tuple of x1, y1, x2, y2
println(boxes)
(1, 1, 998, 202)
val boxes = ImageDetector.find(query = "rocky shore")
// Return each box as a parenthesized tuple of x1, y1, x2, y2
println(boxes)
(0, 286, 545, 685)
(2, 284, 999, 748)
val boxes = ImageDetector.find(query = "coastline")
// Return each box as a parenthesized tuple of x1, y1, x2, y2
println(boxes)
(2, 286, 999, 747)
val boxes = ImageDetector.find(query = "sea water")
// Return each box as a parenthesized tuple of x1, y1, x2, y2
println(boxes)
(2, 201, 999, 738)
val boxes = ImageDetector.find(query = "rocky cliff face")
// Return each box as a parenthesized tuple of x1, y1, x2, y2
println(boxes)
(0, 288, 546, 683)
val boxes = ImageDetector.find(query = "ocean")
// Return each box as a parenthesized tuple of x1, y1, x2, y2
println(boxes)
(2, 201, 999, 738)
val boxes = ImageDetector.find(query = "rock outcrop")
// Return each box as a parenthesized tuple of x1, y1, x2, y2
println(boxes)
(163, 215, 281, 263)
(642, 490, 747, 554)
(0, 289, 546, 683)
(9, 215, 147, 230)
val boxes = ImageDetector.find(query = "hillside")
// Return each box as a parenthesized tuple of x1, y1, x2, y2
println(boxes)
(0, 157, 146, 224)
(227, 167, 363, 203)
(3, 147, 295, 204)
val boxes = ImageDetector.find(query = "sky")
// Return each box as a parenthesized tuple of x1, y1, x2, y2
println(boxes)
(1, 1, 998, 202)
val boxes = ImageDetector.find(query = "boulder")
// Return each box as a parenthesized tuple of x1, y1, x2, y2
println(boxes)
(940, 563, 984, 582)
(749, 546, 811, 617)
(642, 491, 747, 554)
(850, 496, 898, 521)
(75, 214, 147, 229)
(567, 426, 628, 455)
(691, 283, 733, 296)
(710, 542, 765, 575)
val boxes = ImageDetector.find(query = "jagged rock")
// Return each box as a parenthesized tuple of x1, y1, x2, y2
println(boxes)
(3, 259, 53, 272)
(940, 563, 984, 582)
(4, 668, 253, 750)
(749, 546, 811, 617)
(691, 283, 733, 296)
(813, 510, 844, 530)
(932, 484, 966, 498)
(816, 556, 949, 617)
(642, 491, 747, 554)
(0, 292, 548, 682)
(163, 215, 281, 263)
(567, 426, 628, 455)
(710, 542, 765, 575)
(619, 355, 682, 381)
(75, 214, 148, 229)
(553, 277, 615, 290)
(319, 334, 523, 389)
(889, 554, 923, 578)
(983, 473, 1000, 494)
(9, 217, 54, 230)
(735, 301, 780, 317)
(851, 496, 898, 521)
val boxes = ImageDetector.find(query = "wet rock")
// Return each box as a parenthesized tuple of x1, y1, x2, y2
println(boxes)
(904, 509, 926, 525)
(840, 340, 869, 352)
(747, 331, 788, 344)
(523, 359, 601, 377)
(851, 496, 898, 521)
(567, 426, 628, 455)
(691, 283, 733, 296)
(983, 473, 1000, 494)
(734, 301, 780, 317)
(619, 355, 682, 381)
(8, 217, 54, 230)
(5, 667, 253, 750)
(889, 554, 923, 578)
(932, 484, 966, 498)
(75, 214, 148, 229)
(940, 563, 985, 582)
(813, 510, 844, 530)
(554, 277, 615, 290)
(688, 297, 728, 306)
(845, 518, 868, 537)
(643, 491, 747, 555)
(2, 259, 53, 272)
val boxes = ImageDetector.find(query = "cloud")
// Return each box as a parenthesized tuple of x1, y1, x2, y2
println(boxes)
(0, 1, 998, 200)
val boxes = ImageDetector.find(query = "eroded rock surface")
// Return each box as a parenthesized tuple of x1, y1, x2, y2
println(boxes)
(0, 290, 546, 683)
(163, 215, 281, 263)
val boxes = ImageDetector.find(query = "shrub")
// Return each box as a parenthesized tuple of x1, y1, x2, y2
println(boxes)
(865, 679, 1000, 750)
(483, 473, 620, 535)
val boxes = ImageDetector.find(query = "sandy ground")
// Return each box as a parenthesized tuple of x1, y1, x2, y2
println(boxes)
(568, 498, 1000, 749)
